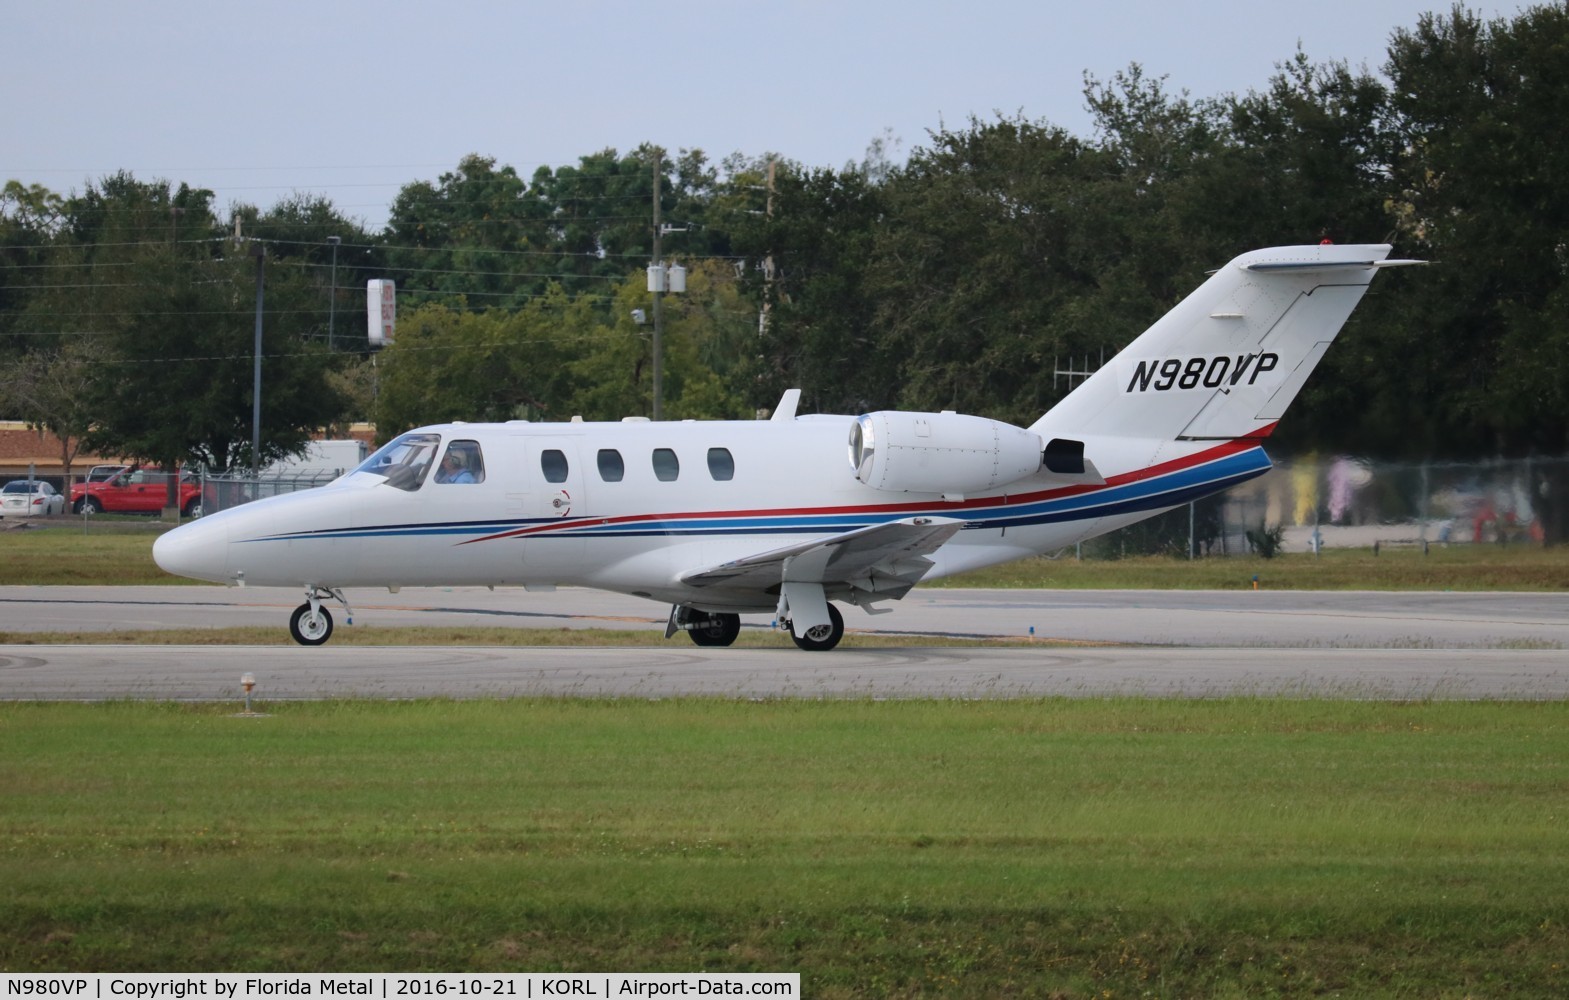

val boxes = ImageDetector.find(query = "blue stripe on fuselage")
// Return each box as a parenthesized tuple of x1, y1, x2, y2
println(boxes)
(234, 446, 1270, 545)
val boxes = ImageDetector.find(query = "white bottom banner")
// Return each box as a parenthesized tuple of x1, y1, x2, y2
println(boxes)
(0, 975, 798, 1000)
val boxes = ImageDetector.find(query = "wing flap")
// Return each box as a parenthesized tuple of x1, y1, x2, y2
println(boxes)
(680, 516, 964, 599)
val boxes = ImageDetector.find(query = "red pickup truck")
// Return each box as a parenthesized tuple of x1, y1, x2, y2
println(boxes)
(71, 467, 202, 517)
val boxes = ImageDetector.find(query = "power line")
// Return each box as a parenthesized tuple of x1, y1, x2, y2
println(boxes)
(0, 235, 743, 261)
(6, 327, 655, 366)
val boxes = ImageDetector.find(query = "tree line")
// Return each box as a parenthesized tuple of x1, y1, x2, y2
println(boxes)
(2, 4, 1566, 540)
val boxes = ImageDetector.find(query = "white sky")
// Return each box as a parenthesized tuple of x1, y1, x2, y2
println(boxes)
(3, 0, 1510, 230)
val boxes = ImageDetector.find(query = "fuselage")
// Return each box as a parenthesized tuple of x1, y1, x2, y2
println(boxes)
(153, 414, 1271, 612)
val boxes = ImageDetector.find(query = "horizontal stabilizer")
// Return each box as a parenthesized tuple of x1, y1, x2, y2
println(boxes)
(1242, 258, 1427, 273)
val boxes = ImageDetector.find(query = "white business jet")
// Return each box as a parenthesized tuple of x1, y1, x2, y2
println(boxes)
(154, 243, 1420, 649)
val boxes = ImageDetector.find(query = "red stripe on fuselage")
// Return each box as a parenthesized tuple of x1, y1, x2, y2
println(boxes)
(462, 430, 1276, 544)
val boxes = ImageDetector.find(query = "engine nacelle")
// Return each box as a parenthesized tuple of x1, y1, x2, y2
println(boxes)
(848, 410, 1044, 495)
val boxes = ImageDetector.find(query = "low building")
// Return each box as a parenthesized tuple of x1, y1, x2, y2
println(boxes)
(0, 421, 117, 488)
(0, 421, 378, 488)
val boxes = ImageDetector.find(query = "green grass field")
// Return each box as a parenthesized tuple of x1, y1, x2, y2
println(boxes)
(0, 524, 179, 586)
(3, 699, 1567, 996)
(5, 523, 1566, 993)
(4, 521, 1568, 590)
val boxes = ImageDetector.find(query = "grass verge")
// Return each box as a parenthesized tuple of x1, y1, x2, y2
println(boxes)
(951, 544, 1569, 590)
(2, 699, 1566, 996)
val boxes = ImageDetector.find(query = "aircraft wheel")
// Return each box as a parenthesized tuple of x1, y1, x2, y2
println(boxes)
(289, 603, 334, 646)
(688, 612, 741, 647)
(790, 603, 844, 652)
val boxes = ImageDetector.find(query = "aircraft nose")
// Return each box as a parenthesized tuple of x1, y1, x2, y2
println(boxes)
(153, 517, 231, 584)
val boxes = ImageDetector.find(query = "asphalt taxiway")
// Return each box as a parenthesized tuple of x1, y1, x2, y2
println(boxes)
(0, 585, 1564, 700)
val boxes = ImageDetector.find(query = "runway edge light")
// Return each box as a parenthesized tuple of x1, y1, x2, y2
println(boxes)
(239, 672, 259, 717)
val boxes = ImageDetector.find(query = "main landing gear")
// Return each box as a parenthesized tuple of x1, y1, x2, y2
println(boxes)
(666, 606, 742, 647)
(665, 603, 847, 651)
(789, 602, 844, 652)
(290, 587, 352, 646)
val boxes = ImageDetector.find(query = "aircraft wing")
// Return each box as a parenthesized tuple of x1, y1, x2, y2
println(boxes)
(680, 516, 964, 602)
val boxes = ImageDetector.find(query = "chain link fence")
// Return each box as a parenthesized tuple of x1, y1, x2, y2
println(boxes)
(1216, 455, 1563, 554)
(198, 471, 341, 517)
(1078, 455, 1564, 558)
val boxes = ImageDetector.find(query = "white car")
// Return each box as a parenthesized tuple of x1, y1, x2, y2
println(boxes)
(1, 480, 66, 517)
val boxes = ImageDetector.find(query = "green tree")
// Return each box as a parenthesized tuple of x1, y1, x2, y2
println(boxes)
(20, 174, 353, 477)
(373, 295, 581, 437)
(729, 160, 891, 415)
(566, 261, 753, 422)
(866, 114, 1130, 425)
(385, 154, 549, 309)
(231, 193, 387, 353)
(529, 146, 656, 285)
(1383, 3, 1569, 541)
(375, 261, 754, 434)
(1192, 53, 1394, 251)
(0, 340, 101, 483)
(0, 181, 64, 344)
(1190, 53, 1407, 457)
(79, 247, 348, 474)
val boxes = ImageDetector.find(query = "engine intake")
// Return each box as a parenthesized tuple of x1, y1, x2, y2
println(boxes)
(849, 411, 1044, 495)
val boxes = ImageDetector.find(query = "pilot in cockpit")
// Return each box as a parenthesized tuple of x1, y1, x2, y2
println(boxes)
(434, 445, 476, 484)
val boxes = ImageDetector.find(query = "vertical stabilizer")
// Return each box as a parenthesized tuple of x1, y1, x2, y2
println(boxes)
(1031, 244, 1413, 445)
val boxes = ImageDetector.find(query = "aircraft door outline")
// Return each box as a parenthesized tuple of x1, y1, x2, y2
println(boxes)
(520, 435, 587, 579)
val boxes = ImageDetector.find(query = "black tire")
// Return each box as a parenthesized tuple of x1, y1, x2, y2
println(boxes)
(289, 603, 334, 646)
(790, 603, 844, 652)
(182, 498, 202, 519)
(76, 497, 102, 515)
(687, 612, 741, 647)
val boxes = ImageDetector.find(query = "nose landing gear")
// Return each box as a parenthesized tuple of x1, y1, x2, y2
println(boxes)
(289, 587, 353, 646)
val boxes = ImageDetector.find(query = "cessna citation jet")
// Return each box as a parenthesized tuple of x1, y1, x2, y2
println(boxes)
(155, 243, 1420, 649)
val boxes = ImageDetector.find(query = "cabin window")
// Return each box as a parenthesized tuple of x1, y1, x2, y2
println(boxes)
(652, 448, 680, 482)
(540, 449, 569, 484)
(597, 449, 625, 482)
(706, 447, 735, 481)
(434, 440, 485, 484)
(357, 432, 441, 492)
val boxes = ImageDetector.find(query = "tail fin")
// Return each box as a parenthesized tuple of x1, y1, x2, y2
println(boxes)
(1031, 244, 1421, 444)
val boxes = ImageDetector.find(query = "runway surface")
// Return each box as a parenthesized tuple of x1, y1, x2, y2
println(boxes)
(3, 584, 1568, 646)
(1, 585, 1564, 700)
(3, 643, 1565, 701)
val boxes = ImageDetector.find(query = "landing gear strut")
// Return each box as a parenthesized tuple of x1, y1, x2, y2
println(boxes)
(289, 587, 352, 646)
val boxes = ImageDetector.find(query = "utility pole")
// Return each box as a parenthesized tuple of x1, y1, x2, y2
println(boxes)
(164, 205, 184, 519)
(326, 236, 341, 351)
(250, 243, 266, 477)
(651, 149, 663, 421)
(760, 158, 775, 338)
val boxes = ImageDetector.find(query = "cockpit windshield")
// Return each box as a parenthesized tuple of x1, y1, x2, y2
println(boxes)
(355, 432, 441, 492)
